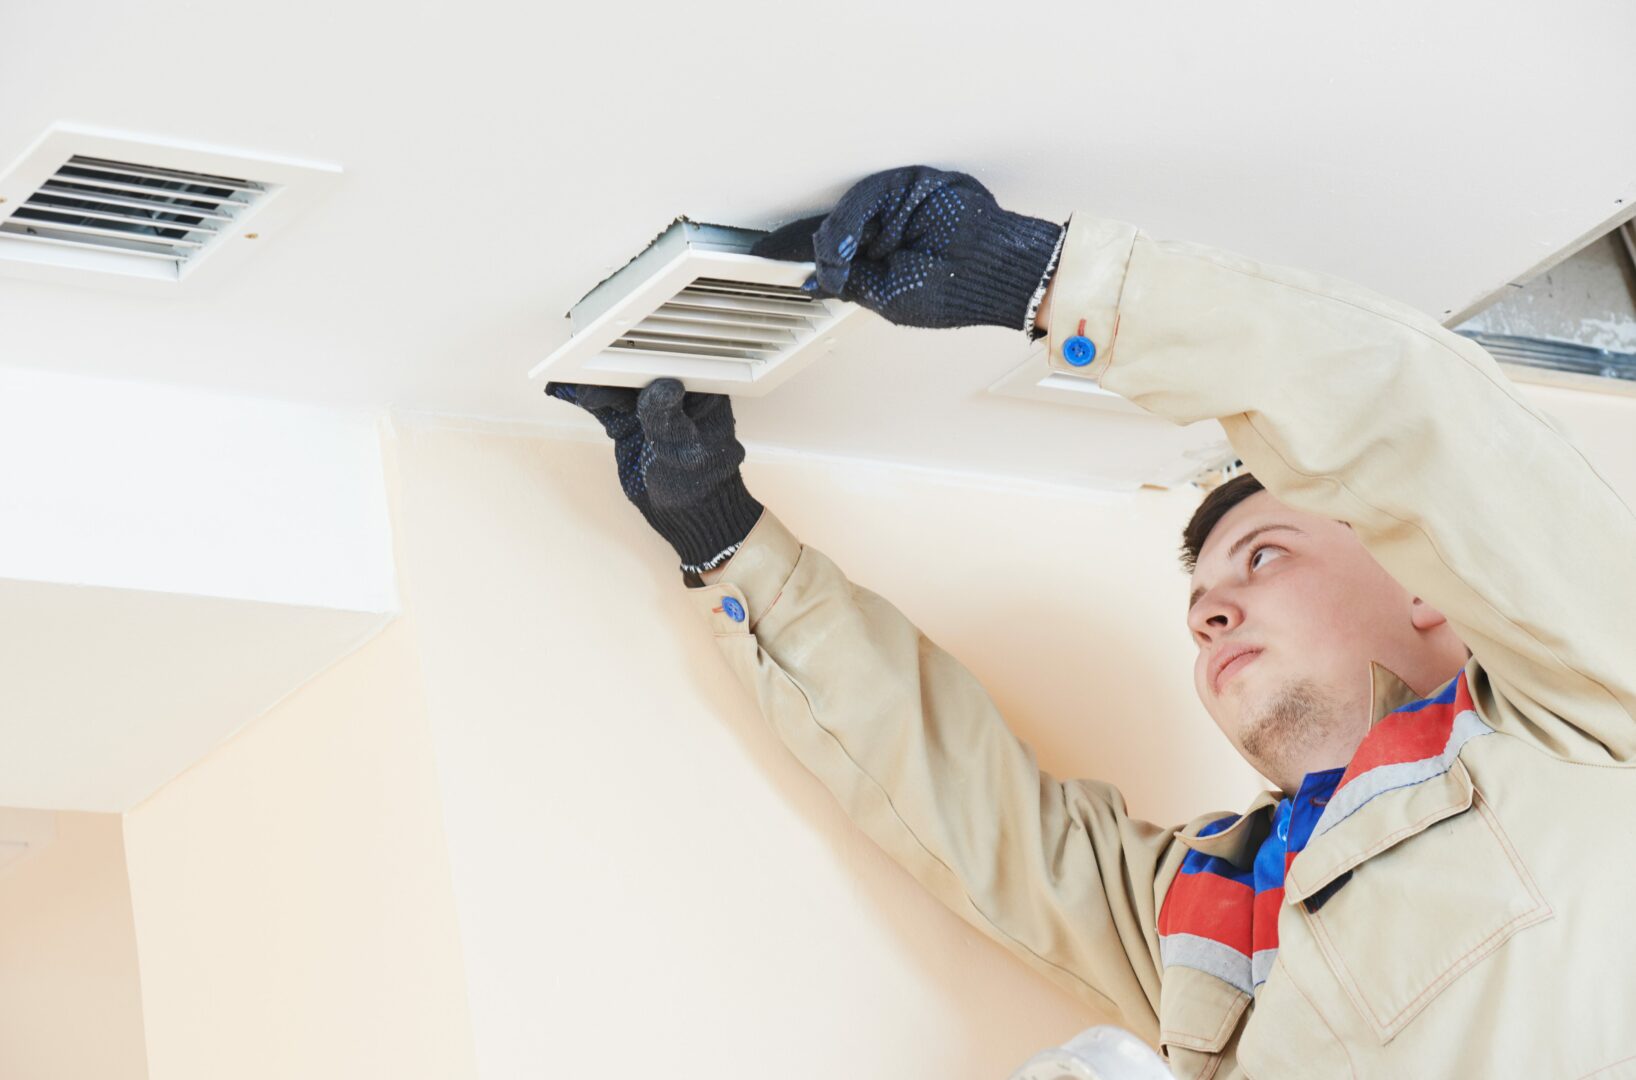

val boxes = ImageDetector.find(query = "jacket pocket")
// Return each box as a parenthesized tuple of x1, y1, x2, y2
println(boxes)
(1295, 780, 1552, 1042)
(1158, 966, 1251, 1080)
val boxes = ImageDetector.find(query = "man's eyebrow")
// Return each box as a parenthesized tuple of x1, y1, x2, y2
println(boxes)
(1188, 524, 1306, 611)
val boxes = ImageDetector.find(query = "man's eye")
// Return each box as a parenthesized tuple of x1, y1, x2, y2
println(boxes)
(1250, 545, 1283, 570)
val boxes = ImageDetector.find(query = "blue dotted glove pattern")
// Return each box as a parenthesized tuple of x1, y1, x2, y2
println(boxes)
(822, 180, 964, 311)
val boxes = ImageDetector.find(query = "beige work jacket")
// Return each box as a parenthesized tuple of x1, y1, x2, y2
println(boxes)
(686, 213, 1636, 1078)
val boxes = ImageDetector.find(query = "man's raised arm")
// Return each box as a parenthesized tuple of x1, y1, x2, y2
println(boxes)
(541, 378, 1218, 1042)
(1040, 213, 1636, 761)
(687, 502, 1197, 1038)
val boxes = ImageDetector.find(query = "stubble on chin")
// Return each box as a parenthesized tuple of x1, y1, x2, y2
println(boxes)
(1240, 678, 1335, 779)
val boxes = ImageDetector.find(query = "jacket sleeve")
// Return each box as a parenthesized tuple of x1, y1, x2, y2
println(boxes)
(686, 508, 1200, 1040)
(1044, 214, 1636, 763)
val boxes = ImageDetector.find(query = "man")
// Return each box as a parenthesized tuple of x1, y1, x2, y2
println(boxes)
(547, 166, 1636, 1077)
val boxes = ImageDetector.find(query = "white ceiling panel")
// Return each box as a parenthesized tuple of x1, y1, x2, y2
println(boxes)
(1, 0, 1633, 489)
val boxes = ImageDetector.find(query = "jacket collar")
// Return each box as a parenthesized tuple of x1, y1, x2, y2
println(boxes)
(1285, 661, 1490, 903)
(1175, 791, 1279, 867)
(1366, 659, 1428, 727)
(1177, 661, 1482, 888)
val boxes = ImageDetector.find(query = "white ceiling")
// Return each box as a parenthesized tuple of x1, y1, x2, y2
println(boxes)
(2, 0, 1634, 488)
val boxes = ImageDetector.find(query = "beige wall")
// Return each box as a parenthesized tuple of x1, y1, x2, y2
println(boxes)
(390, 418, 1266, 1080)
(0, 811, 148, 1079)
(120, 618, 477, 1080)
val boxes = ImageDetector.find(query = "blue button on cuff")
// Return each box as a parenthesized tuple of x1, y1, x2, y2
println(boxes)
(1063, 335, 1096, 367)
(721, 596, 746, 623)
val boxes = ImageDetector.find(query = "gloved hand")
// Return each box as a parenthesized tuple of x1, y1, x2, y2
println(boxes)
(545, 378, 763, 575)
(750, 165, 1065, 333)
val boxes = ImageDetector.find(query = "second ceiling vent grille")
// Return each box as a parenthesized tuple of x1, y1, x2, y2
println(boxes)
(530, 219, 859, 396)
(2, 154, 266, 267)
(0, 122, 342, 292)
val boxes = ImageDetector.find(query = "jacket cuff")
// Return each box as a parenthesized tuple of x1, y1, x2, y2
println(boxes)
(683, 507, 801, 634)
(1043, 214, 1140, 383)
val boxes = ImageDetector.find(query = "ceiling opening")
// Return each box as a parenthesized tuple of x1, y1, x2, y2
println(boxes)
(1456, 219, 1636, 392)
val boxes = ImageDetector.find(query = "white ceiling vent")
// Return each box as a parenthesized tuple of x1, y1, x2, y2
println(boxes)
(529, 218, 859, 396)
(0, 122, 341, 293)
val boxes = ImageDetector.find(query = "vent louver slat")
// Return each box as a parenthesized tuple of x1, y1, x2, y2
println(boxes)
(62, 156, 263, 192)
(608, 339, 776, 362)
(625, 316, 798, 347)
(13, 203, 222, 235)
(666, 288, 826, 320)
(4, 214, 208, 249)
(0, 154, 267, 269)
(33, 185, 239, 220)
(648, 303, 808, 332)
(619, 328, 782, 354)
(689, 276, 813, 298)
(0, 230, 182, 260)
(47, 171, 239, 202)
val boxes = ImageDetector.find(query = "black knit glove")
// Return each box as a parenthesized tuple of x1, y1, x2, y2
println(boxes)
(545, 377, 763, 574)
(750, 165, 1065, 333)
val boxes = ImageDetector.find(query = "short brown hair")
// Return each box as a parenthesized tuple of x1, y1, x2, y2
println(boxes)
(1180, 472, 1264, 573)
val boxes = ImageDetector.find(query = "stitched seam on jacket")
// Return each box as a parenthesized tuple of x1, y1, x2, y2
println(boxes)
(1303, 891, 1378, 1037)
(1578, 1052, 1636, 1078)
(1371, 795, 1551, 1029)
(745, 642, 1128, 1019)
(748, 582, 787, 633)
(1283, 957, 1360, 1079)
(1160, 992, 1247, 1052)
(1087, 225, 1139, 378)
(1378, 905, 1543, 1033)
(1290, 789, 1469, 897)
(1304, 793, 1549, 1035)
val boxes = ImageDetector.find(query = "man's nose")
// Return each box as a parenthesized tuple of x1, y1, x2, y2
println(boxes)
(1188, 590, 1244, 642)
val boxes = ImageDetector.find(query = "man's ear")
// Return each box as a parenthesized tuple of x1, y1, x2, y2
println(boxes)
(1409, 596, 1450, 632)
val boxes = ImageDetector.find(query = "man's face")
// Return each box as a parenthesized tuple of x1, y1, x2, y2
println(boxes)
(1186, 490, 1462, 791)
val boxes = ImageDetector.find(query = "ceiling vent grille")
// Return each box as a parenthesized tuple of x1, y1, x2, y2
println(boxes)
(530, 218, 859, 396)
(3, 155, 266, 267)
(0, 123, 341, 292)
